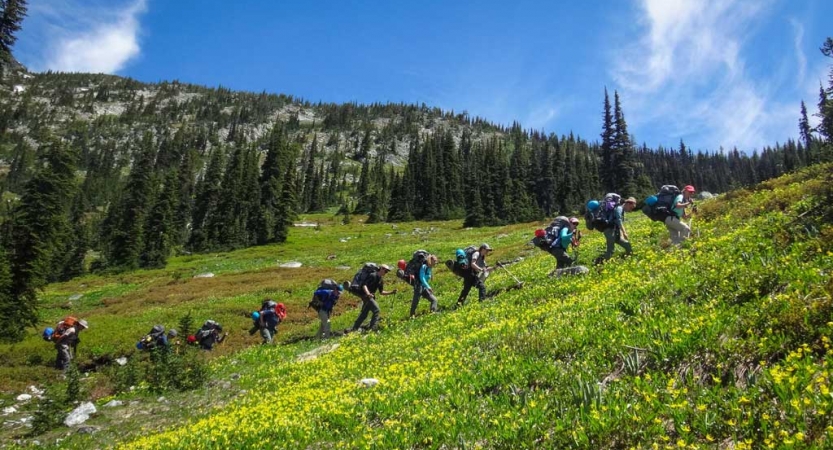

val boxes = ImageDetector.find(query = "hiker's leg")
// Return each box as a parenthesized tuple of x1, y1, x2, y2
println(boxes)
(664, 216, 687, 245)
(352, 298, 371, 330)
(554, 248, 571, 269)
(603, 228, 616, 259)
(367, 297, 382, 330)
(410, 284, 422, 317)
(318, 309, 330, 338)
(423, 289, 438, 312)
(260, 326, 272, 344)
(616, 231, 633, 255)
(56, 344, 71, 370)
(475, 277, 487, 301)
(458, 277, 473, 305)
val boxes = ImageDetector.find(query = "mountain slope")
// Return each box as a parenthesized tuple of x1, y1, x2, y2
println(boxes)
(29, 163, 827, 449)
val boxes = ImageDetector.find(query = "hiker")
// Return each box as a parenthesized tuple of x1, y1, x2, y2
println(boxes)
(259, 299, 284, 344)
(53, 317, 88, 370)
(350, 264, 397, 332)
(600, 197, 636, 261)
(311, 281, 343, 339)
(552, 218, 581, 269)
(666, 185, 695, 245)
(137, 325, 176, 351)
(410, 254, 439, 317)
(457, 243, 492, 306)
(195, 320, 227, 350)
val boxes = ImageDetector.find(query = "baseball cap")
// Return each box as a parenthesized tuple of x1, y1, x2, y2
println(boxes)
(480, 243, 493, 250)
(624, 197, 637, 204)
(77, 319, 89, 329)
(380, 264, 392, 272)
(683, 185, 696, 192)
(569, 217, 580, 224)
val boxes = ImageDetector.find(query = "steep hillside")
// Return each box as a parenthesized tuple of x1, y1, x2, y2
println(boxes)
(2, 164, 830, 448)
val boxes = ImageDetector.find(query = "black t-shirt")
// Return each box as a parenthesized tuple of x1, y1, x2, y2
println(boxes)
(363, 272, 384, 295)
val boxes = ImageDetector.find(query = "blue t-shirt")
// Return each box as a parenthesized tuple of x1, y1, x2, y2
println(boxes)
(672, 194, 685, 218)
(611, 205, 625, 226)
(314, 289, 339, 312)
(418, 264, 433, 290)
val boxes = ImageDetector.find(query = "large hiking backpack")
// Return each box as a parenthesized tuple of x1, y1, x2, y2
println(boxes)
(447, 246, 476, 278)
(585, 194, 621, 231)
(642, 185, 681, 222)
(195, 320, 221, 341)
(318, 279, 340, 291)
(544, 216, 570, 248)
(138, 325, 166, 350)
(349, 263, 380, 294)
(400, 249, 429, 285)
(52, 316, 79, 342)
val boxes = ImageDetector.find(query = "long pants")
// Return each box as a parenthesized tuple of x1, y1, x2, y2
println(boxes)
(602, 227, 633, 260)
(664, 216, 691, 245)
(551, 247, 573, 269)
(260, 326, 276, 344)
(410, 284, 438, 316)
(55, 344, 72, 370)
(352, 296, 380, 331)
(318, 309, 332, 339)
(457, 273, 486, 305)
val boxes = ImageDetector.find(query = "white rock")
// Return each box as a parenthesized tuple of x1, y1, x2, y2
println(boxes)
(15, 394, 32, 402)
(103, 400, 123, 408)
(339, 239, 348, 243)
(297, 343, 340, 363)
(335, 266, 351, 270)
(27, 386, 44, 396)
(278, 261, 302, 268)
(359, 378, 379, 388)
(115, 357, 128, 366)
(193, 272, 215, 278)
(68, 294, 83, 301)
(2, 406, 16, 415)
(157, 396, 167, 403)
(64, 402, 96, 427)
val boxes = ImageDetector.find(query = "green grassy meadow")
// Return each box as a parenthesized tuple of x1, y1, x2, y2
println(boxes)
(2, 164, 832, 449)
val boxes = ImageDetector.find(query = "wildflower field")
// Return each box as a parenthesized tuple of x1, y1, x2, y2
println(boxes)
(4, 164, 833, 449)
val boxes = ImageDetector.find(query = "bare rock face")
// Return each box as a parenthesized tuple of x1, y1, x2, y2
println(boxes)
(64, 402, 97, 427)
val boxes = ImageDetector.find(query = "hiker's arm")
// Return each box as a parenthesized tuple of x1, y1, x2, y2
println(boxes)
(470, 252, 484, 272)
(380, 289, 398, 296)
(419, 265, 431, 290)
(620, 224, 629, 240)
(363, 285, 372, 297)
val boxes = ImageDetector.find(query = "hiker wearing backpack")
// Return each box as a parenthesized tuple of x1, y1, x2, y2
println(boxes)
(137, 325, 175, 352)
(195, 320, 227, 350)
(600, 196, 636, 262)
(255, 299, 284, 344)
(456, 243, 492, 306)
(666, 185, 696, 245)
(52, 317, 88, 370)
(350, 264, 397, 332)
(310, 280, 343, 339)
(552, 218, 581, 269)
(410, 254, 439, 318)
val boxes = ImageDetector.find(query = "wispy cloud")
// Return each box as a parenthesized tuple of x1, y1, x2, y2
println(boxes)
(613, 0, 808, 151)
(26, 0, 147, 74)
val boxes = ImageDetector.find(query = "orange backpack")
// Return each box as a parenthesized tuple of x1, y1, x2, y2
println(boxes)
(52, 316, 79, 341)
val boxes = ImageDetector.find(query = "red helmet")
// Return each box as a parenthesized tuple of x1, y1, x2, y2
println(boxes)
(683, 185, 695, 192)
(397, 259, 407, 270)
(534, 229, 546, 238)
(187, 335, 197, 344)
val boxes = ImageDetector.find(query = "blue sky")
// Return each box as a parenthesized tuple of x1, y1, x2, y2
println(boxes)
(14, 0, 833, 153)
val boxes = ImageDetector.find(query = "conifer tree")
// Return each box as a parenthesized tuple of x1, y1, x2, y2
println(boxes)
(799, 101, 813, 159)
(273, 166, 297, 243)
(2, 139, 76, 341)
(0, 0, 27, 66)
(105, 132, 156, 269)
(600, 88, 615, 193)
(173, 148, 196, 246)
(189, 147, 225, 251)
(141, 169, 178, 268)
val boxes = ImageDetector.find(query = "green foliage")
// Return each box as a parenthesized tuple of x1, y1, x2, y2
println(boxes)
(177, 311, 194, 339)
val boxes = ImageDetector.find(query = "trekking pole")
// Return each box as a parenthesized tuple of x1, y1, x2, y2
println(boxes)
(497, 264, 523, 288)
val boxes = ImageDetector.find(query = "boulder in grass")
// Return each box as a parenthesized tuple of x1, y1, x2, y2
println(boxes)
(193, 272, 215, 278)
(278, 261, 302, 268)
(64, 402, 96, 427)
(359, 378, 379, 388)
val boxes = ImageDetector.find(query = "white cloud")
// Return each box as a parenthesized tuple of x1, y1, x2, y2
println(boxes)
(31, 0, 147, 74)
(612, 0, 808, 152)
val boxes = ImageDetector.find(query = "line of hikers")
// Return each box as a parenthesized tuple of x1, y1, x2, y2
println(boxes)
(44, 184, 698, 368)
